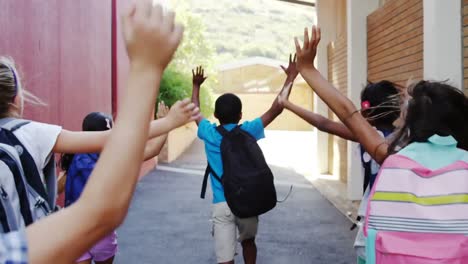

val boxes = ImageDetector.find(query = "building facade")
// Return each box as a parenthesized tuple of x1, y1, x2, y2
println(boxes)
(315, 0, 464, 200)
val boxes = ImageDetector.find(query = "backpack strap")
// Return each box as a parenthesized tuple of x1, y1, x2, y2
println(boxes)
(0, 119, 49, 204)
(216, 126, 229, 137)
(0, 147, 34, 227)
(0, 118, 30, 132)
(201, 125, 237, 199)
(200, 164, 222, 199)
(43, 154, 57, 209)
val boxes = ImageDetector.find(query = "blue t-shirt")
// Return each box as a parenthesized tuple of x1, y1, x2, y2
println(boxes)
(198, 118, 265, 203)
(64, 153, 98, 207)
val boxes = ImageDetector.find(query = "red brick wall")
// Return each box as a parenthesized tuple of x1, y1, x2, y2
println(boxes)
(367, 0, 423, 86)
(0, 0, 112, 131)
(463, 0, 468, 95)
(327, 37, 348, 182)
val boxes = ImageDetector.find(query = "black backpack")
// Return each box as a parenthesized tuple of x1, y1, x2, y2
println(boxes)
(200, 125, 276, 218)
(0, 119, 57, 233)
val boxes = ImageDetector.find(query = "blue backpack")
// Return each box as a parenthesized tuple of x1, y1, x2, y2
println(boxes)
(0, 118, 57, 233)
(64, 153, 98, 207)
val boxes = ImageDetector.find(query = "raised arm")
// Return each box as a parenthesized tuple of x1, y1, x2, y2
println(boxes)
(54, 113, 181, 154)
(191, 66, 207, 125)
(277, 82, 356, 141)
(143, 101, 169, 160)
(295, 26, 388, 163)
(25, 3, 194, 263)
(261, 54, 299, 127)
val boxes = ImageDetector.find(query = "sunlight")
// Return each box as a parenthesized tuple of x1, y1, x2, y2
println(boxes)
(258, 130, 316, 176)
(152, 0, 170, 8)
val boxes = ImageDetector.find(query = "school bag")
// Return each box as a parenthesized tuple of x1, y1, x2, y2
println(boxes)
(200, 125, 277, 218)
(0, 118, 57, 233)
(364, 154, 468, 264)
(64, 153, 98, 207)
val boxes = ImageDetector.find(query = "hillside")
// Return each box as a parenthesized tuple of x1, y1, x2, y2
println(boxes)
(172, 0, 316, 65)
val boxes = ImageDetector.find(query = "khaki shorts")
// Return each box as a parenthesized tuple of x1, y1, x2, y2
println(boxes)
(211, 202, 258, 263)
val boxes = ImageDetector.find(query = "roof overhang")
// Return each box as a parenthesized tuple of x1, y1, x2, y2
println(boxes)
(275, 0, 315, 7)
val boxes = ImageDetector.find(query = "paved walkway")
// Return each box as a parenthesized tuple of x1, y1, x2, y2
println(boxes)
(115, 131, 357, 263)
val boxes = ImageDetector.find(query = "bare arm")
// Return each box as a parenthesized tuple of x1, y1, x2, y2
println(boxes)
(143, 101, 170, 160)
(191, 66, 207, 125)
(26, 3, 192, 263)
(143, 135, 168, 160)
(286, 101, 356, 141)
(54, 115, 178, 154)
(28, 57, 163, 264)
(278, 83, 356, 141)
(261, 54, 299, 127)
(295, 26, 388, 164)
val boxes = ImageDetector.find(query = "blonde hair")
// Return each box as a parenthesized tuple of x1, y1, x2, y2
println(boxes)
(0, 57, 46, 118)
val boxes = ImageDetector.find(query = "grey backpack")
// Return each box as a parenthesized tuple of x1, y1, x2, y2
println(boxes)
(0, 119, 57, 233)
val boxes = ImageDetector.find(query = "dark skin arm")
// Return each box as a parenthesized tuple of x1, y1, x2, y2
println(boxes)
(261, 54, 299, 127)
(192, 56, 299, 128)
(295, 26, 388, 164)
(191, 66, 207, 126)
(278, 83, 356, 141)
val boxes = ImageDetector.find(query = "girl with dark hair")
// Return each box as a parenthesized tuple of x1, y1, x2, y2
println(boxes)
(279, 78, 401, 264)
(294, 26, 468, 264)
(279, 79, 401, 191)
(60, 103, 169, 264)
(61, 112, 116, 264)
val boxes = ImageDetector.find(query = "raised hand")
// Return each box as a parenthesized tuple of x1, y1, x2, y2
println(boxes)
(166, 98, 201, 128)
(156, 101, 170, 119)
(295, 26, 321, 71)
(192, 66, 207, 87)
(280, 54, 299, 81)
(122, 1, 184, 73)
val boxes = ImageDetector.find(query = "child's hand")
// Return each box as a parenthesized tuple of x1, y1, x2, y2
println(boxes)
(281, 54, 299, 81)
(295, 26, 321, 71)
(156, 101, 170, 119)
(277, 82, 293, 108)
(122, 1, 183, 73)
(167, 99, 201, 128)
(192, 66, 207, 87)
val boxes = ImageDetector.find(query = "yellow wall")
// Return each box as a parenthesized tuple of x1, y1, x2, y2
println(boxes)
(216, 60, 314, 131)
(218, 64, 286, 94)
(159, 122, 197, 163)
(214, 82, 314, 131)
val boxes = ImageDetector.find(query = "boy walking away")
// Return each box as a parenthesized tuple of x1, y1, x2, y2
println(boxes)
(191, 55, 299, 264)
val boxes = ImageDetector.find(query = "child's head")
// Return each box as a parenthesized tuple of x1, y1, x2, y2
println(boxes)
(214, 93, 242, 124)
(0, 57, 24, 118)
(389, 81, 468, 152)
(0, 57, 45, 118)
(360, 80, 401, 129)
(60, 112, 113, 172)
(82, 112, 113, 132)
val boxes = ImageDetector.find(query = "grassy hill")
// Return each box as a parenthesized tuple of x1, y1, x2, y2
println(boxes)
(172, 0, 316, 65)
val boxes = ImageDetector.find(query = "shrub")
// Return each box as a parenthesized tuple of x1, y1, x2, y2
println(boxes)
(158, 66, 214, 118)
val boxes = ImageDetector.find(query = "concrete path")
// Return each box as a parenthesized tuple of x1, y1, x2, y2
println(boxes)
(115, 131, 357, 264)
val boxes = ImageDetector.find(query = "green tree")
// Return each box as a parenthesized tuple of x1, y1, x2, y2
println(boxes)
(159, 65, 213, 117)
(158, 5, 215, 117)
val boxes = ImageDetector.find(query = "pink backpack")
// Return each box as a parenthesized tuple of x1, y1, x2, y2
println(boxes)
(364, 154, 468, 264)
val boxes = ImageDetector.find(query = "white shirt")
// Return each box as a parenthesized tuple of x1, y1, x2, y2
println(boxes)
(12, 121, 62, 183)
